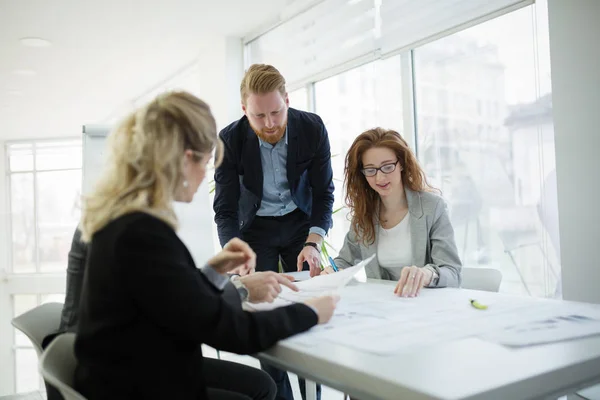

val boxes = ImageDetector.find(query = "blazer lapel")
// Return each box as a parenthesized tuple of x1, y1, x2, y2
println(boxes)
(406, 188, 427, 267)
(362, 232, 382, 279)
(286, 110, 298, 183)
(241, 126, 263, 196)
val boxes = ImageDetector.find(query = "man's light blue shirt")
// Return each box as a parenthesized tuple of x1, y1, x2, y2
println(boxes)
(257, 130, 326, 239)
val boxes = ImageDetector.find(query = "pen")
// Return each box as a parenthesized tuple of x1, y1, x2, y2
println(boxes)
(328, 256, 339, 272)
(470, 299, 488, 310)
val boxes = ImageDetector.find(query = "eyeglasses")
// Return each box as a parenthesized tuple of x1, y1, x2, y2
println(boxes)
(361, 160, 400, 177)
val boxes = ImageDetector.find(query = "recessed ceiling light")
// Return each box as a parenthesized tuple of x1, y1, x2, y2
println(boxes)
(19, 37, 52, 47)
(13, 69, 37, 76)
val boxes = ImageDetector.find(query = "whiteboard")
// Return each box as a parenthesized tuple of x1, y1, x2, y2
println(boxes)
(82, 124, 216, 265)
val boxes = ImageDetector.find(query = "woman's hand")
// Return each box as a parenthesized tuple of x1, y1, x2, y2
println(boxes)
(304, 295, 340, 324)
(320, 266, 336, 275)
(393, 266, 433, 297)
(228, 264, 255, 276)
(207, 238, 256, 275)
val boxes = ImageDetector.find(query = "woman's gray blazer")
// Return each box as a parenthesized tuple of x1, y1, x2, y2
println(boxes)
(334, 188, 462, 287)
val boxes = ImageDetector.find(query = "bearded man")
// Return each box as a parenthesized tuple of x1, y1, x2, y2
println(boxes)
(214, 63, 334, 279)
(213, 63, 334, 400)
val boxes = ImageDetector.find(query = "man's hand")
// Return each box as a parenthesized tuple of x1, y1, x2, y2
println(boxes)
(297, 245, 322, 277)
(207, 238, 256, 275)
(297, 233, 324, 277)
(240, 272, 299, 303)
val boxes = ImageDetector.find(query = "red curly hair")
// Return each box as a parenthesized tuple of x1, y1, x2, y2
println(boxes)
(344, 128, 436, 245)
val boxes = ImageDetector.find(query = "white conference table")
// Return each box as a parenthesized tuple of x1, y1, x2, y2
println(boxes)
(254, 279, 600, 400)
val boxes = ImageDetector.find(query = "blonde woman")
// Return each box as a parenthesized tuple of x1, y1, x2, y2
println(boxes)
(323, 128, 462, 296)
(74, 91, 338, 400)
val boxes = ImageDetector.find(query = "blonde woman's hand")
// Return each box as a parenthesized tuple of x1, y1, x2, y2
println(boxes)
(228, 264, 255, 276)
(208, 238, 256, 275)
(320, 266, 336, 275)
(304, 295, 340, 324)
(240, 272, 299, 303)
(393, 266, 433, 297)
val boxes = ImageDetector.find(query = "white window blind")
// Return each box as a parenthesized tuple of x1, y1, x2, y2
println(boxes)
(246, 0, 533, 86)
(380, 0, 533, 56)
(247, 0, 377, 87)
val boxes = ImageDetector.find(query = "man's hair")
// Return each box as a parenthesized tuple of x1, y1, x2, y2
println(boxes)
(240, 64, 286, 104)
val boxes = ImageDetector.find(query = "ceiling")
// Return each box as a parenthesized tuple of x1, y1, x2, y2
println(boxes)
(0, 0, 292, 140)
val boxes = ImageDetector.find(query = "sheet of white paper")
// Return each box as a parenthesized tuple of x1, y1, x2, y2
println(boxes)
(286, 271, 311, 282)
(292, 255, 375, 292)
(245, 255, 375, 311)
(244, 297, 292, 312)
(480, 311, 600, 347)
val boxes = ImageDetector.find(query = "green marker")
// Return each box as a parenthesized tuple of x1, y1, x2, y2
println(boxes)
(470, 299, 488, 310)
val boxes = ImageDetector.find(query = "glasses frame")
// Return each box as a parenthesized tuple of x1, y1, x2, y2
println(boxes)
(361, 160, 400, 177)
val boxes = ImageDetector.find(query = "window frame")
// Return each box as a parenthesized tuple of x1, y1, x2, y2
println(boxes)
(1, 137, 81, 394)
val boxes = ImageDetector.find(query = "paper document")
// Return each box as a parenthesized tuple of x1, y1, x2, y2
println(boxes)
(286, 271, 311, 282)
(480, 312, 600, 347)
(292, 255, 375, 292)
(245, 255, 375, 311)
(279, 285, 600, 354)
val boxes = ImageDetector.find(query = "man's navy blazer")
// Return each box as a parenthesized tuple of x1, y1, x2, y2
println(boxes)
(213, 108, 334, 247)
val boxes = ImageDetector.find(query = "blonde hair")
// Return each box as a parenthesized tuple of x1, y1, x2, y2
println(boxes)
(80, 91, 222, 242)
(240, 64, 286, 104)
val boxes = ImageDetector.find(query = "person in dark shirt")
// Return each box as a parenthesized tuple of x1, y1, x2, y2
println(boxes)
(48, 91, 338, 400)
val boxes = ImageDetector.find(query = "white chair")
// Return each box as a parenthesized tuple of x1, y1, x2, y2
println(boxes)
(461, 267, 502, 292)
(39, 333, 87, 400)
(11, 302, 64, 356)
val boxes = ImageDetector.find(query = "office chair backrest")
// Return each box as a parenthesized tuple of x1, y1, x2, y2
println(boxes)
(39, 332, 87, 400)
(461, 268, 502, 292)
(11, 302, 64, 356)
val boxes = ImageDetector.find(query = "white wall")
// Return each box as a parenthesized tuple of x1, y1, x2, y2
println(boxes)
(86, 37, 244, 266)
(126, 36, 244, 128)
(548, 0, 600, 304)
(176, 37, 244, 258)
(194, 36, 244, 129)
(209, 36, 244, 253)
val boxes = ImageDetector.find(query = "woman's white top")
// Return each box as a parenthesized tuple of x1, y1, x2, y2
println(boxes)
(377, 215, 413, 280)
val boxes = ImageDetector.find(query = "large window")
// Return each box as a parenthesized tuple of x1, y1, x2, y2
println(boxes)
(3, 139, 82, 393)
(9, 140, 82, 273)
(414, 2, 558, 296)
(288, 87, 309, 112)
(253, 2, 558, 298)
(314, 56, 404, 252)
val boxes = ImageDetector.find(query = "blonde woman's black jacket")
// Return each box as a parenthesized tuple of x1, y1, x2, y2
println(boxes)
(74, 212, 317, 400)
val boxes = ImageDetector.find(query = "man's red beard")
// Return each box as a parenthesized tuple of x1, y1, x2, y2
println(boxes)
(250, 118, 287, 145)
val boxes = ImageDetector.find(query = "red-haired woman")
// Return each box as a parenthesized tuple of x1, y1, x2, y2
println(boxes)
(323, 128, 462, 297)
